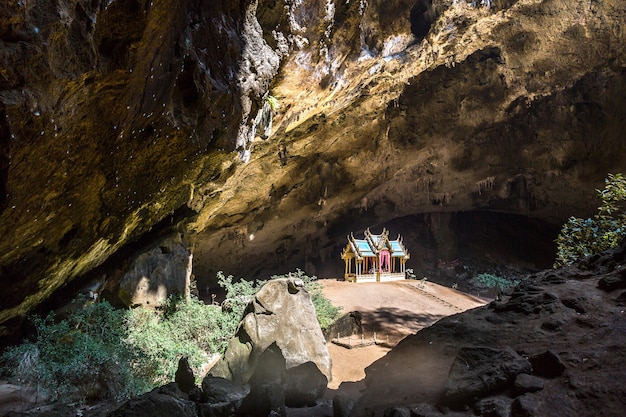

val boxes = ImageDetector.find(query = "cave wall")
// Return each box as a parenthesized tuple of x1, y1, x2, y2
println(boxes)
(1, 0, 626, 325)
(0, 0, 280, 324)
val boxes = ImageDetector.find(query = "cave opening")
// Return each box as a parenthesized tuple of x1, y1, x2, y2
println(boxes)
(409, 0, 437, 41)
(312, 210, 559, 292)
(193, 209, 561, 296)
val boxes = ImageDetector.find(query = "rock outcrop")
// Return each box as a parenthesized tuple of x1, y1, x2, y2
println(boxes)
(107, 383, 197, 417)
(210, 278, 332, 406)
(1, 0, 625, 338)
(349, 242, 626, 417)
(443, 346, 532, 408)
(116, 233, 192, 308)
(210, 277, 332, 406)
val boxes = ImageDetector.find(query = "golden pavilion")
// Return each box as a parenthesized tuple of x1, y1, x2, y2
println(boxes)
(340, 228, 410, 283)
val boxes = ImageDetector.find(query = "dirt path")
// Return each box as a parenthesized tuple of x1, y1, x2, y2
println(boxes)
(320, 279, 487, 389)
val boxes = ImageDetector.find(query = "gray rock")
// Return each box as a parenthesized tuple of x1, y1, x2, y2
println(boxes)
(198, 401, 239, 417)
(284, 361, 328, 407)
(443, 346, 531, 407)
(494, 285, 559, 315)
(333, 392, 355, 417)
(238, 382, 285, 417)
(598, 270, 626, 292)
(514, 373, 544, 394)
(510, 393, 541, 417)
(529, 350, 565, 378)
(200, 376, 249, 405)
(175, 357, 196, 394)
(107, 383, 197, 417)
(383, 407, 411, 417)
(324, 310, 363, 342)
(197, 377, 248, 417)
(238, 343, 286, 417)
(408, 403, 445, 417)
(210, 278, 331, 405)
(561, 297, 587, 314)
(473, 397, 511, 417)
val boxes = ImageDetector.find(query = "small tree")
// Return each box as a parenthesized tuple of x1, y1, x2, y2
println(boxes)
(474, 273, 519, 299)
(554, 173, 626, 267)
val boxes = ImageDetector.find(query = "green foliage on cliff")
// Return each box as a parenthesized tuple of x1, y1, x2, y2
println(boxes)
(1, 269, 340, 403)
(555, 173, 626, 267)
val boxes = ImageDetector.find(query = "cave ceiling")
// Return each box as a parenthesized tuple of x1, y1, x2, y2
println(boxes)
(0, 0, 625, 326)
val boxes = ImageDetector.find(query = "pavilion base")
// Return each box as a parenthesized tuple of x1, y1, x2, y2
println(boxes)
(344, 273, 406, 283)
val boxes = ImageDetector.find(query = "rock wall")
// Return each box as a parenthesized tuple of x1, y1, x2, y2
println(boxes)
(1, 0, 626, 325)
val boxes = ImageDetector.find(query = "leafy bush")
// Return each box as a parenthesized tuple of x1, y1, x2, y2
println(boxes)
(473, 273, 520, 298)
(124, 295, 225, 389)
(1, 300, 139, 403)
(1, 269, 341, 404)
(554, 173, 626, 267)
(217, 271, 262, 325)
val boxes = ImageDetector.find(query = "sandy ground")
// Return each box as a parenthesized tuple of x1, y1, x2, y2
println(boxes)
(285, 279, 486, 416)
(320, 279, 487, 390)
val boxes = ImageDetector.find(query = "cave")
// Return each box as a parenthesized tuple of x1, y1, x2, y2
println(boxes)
(1, 0, 626, 414)
(190, 209, 559, 295)
(0, 0, 624, 363)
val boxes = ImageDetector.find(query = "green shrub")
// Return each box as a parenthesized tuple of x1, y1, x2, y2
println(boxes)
(216, 271, 263, 340)
(473, 273, 520, 298)
(1, 295, 232, 402)
(124, 296, 223, 389)
(1, 300, 139, 403)
(1, 269, 342, 403)
(554, 173, 626, 267)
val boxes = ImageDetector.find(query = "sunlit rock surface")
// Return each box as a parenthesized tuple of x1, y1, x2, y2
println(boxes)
(1, 0, 626, 326)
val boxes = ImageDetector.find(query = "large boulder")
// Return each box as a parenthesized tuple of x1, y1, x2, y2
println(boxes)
(107, 383, 197, 417)
(198, 376, 249, 417)
(210, 277, 331, 406)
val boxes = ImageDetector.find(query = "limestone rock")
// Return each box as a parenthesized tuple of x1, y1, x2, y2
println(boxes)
(443, 346, 531, 407)
(107, 383, 197, 417)
(473, 397, 511, 417)
(117, 234, 192, 308)
(324, 310, 363, 341)
(0, 381, 49, 415)
(197, 376, 249, 417)
(175, 357, 196, 394)
(200, 375, 249, 405)
(382, 407, 411, 417)
(210, 278, 331, 405)
(529, 351, 565, 378)
(239, 382, 285, 417)
(494, 284, 559, 315)
(2, 0, 626, 333)
(333, 392, 356, 417)
(514, 374, 544, 394)
(284, 361, 328, 407)
(510, 393, 541, 417)
(597, 270, 626, 292)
